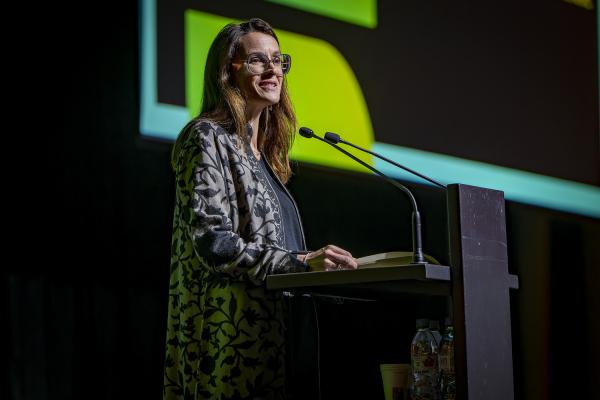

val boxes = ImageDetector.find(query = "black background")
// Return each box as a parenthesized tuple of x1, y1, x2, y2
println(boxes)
(10, 1, 600, 399)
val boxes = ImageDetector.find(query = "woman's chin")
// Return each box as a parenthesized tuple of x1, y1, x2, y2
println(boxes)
(247, 91, 281, 109)
(258, 95, 281, 107)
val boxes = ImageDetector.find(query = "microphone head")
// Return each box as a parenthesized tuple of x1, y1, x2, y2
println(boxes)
(324, 132, 341, 144)
(299, 127, 314, 138)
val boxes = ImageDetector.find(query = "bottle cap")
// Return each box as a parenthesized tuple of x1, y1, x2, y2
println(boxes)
(416, 318, 429, 329)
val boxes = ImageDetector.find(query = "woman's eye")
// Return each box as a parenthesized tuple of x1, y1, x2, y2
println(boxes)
(272, 56, 281, 65)
(248, 56, 262, 64)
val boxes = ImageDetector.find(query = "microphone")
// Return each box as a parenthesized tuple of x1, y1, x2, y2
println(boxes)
(323, 132, 445, 188)
(299, 127, 425, 264)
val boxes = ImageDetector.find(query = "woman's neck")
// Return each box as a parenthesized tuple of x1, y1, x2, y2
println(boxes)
(246, 106, 264, 154)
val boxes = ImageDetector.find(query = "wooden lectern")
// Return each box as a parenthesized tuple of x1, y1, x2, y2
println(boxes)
(267, 184, 519, 399)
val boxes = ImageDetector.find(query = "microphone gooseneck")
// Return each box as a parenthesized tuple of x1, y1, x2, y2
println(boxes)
(324, 132, 445, 189)
(300, 127, 426, 264)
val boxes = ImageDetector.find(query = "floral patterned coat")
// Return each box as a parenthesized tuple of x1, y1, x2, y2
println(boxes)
(163, 119, 309, 400)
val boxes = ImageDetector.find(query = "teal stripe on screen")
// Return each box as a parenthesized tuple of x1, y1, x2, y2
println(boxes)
(372, 142, 600, 219)
(139, 0, 188, 140)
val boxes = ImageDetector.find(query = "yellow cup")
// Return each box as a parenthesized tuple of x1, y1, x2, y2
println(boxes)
(380, 364, 411, 400)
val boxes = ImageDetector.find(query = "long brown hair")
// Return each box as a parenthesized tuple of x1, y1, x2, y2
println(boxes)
(171, 18, 296, 183)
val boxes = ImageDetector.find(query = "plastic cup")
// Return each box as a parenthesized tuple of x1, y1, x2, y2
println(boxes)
(380, 364, 411, 400)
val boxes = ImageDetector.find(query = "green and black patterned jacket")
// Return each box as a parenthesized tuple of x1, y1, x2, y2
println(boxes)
(164, 119, 309, 400)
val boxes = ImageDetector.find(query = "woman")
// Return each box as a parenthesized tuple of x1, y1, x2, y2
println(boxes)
(163, 18, 357, 399)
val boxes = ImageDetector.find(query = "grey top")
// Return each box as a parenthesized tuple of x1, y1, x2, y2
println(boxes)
(258, 156, 304, 252)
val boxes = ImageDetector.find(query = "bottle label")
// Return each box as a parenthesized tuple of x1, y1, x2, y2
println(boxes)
(411, 330, 440, 399)
(439, 354, 454, 373)
(413, 354, 437, 373)
(412, 341, 438, 398)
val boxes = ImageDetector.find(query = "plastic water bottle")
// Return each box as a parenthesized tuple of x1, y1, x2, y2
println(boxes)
(410, 318, 439, 399)
(438, 319, 456, 399)
(429, 320, 442, 347)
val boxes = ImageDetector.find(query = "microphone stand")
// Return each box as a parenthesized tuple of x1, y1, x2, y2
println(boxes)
(324, 132, 446, 189)
(299, 128, 425, 264)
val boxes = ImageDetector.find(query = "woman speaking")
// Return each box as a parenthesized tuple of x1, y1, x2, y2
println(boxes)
(163, 18, 357, 399)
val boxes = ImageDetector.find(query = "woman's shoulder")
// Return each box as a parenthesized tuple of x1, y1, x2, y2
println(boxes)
(186, 118, 233, 139)
(172, 118, 241, 172)
(175, 118, 230, 148)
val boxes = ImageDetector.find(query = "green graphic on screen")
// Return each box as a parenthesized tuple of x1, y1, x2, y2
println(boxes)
(266, 0, 378, 28)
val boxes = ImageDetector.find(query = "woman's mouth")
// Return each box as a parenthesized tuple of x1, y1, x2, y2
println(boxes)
(258, 81, 278, 90)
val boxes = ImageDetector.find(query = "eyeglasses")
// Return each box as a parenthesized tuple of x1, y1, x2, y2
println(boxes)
(238, 53, 292, 75)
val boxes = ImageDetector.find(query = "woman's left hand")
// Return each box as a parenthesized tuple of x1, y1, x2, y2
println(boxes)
(299, 245, 358, 272)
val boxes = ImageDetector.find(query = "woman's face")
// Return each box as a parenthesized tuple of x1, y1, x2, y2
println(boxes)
(232, 32, 283, 111)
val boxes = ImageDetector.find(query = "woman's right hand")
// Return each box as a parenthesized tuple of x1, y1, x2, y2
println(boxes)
(299, 245, 358, 271)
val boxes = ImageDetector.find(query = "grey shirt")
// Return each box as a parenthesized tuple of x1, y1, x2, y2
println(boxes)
(258, 156, 304, 252)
